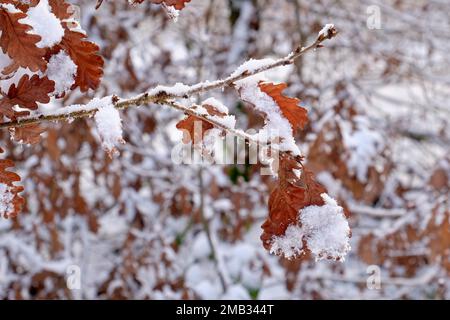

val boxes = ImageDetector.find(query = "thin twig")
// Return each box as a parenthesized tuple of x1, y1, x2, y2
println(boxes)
(198, 167, 228, 292)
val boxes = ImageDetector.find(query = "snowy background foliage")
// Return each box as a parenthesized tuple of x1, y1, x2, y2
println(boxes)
(0, 0, 449, 299)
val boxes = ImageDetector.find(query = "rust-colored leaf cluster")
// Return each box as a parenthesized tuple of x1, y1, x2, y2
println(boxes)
(0, 0, 104, 218)
(261, 154, 327, 256)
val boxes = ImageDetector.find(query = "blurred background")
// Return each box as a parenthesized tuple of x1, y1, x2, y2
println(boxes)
(0, 0, 448, 299)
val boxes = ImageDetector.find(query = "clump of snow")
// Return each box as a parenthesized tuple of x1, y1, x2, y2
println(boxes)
(45, 51, 77, 95)
(0, 3, 20, 13)
(93, 97, 124, 155)
(19, 0, 64, 48)
(318, 23, 335, 38)
(269, 193, 351, 261)
(269, 224, 304, 259)
(163, 5, 180, 22)
(300, 193, 351, 261)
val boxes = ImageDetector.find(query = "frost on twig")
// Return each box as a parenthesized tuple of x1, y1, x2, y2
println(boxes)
(93, 96, 125, 156)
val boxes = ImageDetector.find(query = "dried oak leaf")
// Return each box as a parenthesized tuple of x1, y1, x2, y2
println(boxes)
(48, 0, 73, 20)
(0, 6, 46, 73)
(259, 82, 308, 132)
(176, 104, 226, 144)
(0, 149, 24, 218)
(59, 26, 104, 92)
(0, 74, 54, 118)
(9, 124, 46, 145)
(7, 74, 55, 110)
(261, 155, 326, 252)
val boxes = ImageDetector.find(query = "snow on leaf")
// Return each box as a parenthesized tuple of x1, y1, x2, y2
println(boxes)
(300, 193, 351, 261)
(261, 153, 350, 262)
(45, 50, 77, 96)
(19, 0, 64, 49)
(258, 82, 308, 132)
(237, 80, 301, 155)
(269, 224, 305, 259)
(93, 97, 125, 156)
(268, 192, 351, 261)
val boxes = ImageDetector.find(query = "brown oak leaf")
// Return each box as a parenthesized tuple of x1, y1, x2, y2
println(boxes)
(6, 74, 55, 110)
(176, 103, 226, 144)
(59, 26, 104, 92)
(9, 124, 46, 145)
(259, 82, 308, 132)
(0, 74, 54, 119)
(0, 6, 46, 73)
(261, 155, 326, 254)
(48, 0, 73, 20)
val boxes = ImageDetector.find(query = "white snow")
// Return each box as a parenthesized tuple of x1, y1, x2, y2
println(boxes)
(339, 116, 384, 182)
(269, 224, 304, 259)
(300, 193, 351, 261)
(202, 97, 229, 114)
(192, 232, 212, 260)
(93, 97, 124, 155)
(163, 5, 180, 22)
(0, 3, 20, 13)
(148, 82, 191, 96)
(318, 23, 335, 38)
(45, 51, 77, 95)
(200, 98, 236, 130)
(222, 284, 251, 300)
(231, 58, 276, 79)
(227, 1, 254, 64)
(19, 0, 64, 48)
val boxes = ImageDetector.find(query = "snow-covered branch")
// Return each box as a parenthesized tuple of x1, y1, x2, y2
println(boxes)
(0, 25, 338, 130)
